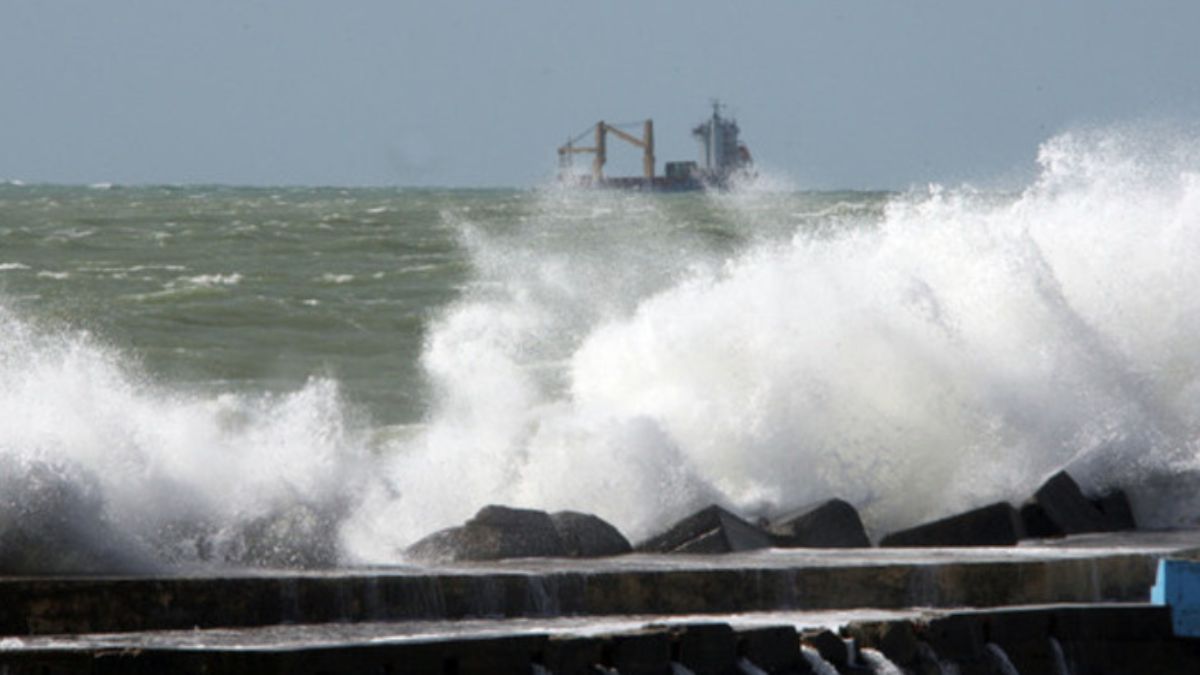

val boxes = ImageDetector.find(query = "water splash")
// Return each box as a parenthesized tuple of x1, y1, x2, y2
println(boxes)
(348, 124, 1200, 557)
(6, 124, 1200, 569)
(735, 657, 769, 675)
(859, 647, 905, 674)
(0, 306, 368, 570)
(984, 643, 1021, 675)
(1048, 636, 1073, 675)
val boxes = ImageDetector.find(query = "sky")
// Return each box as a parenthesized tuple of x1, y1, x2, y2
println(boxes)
(3, 1, 1200, 189)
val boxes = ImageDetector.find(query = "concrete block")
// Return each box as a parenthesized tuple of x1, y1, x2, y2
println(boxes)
(735, 626, 803, 674)
(1048, 604, 1172, 641)
(880, 502, 1023, 547)
(1152, 558, 1200, 637)
(637, 505, 771, 554)
(922, 614, 984, 664)
(673, 623, 737, 675)
(978, 610, 1057, 675)
(767, 499, 871, 549)
(0, 651, 93, 675)
(451, 635, 545, 675)
(1018, 502, 1060, 538)
(406, 505, 567, 562)
(543, 636, 606, 675)
(604, 630, 672, 675)
(846, 620, 918, 666)
(550, 511, 632, 557)
(1091, 489, 1137, 531)
(802, 630, 849, 668)
(1024, 471, 1109, 536)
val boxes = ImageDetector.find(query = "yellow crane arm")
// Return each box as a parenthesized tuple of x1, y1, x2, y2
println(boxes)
(603, 123, 648, 149)
(557, 119, 655, 181)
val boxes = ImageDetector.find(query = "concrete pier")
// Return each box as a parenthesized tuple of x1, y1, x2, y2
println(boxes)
(2, 531, 1199, 673)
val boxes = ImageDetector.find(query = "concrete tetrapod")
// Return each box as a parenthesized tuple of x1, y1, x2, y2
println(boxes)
(880, 502, 1024, 548)
(767, 499, 871, 549)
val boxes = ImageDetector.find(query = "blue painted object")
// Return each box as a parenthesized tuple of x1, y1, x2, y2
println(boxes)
(1151, 558, 1200, 637)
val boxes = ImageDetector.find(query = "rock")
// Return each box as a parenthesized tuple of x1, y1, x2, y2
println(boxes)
(1022, 471, 1109, 536)
(880, 502, 1024, 548)
(406, 505, 567, 562)
(636, 505, 771, 554)
(1091, 489, 1137, 531)
(550, 511, 632, 557)
(767, 498, 871, 548)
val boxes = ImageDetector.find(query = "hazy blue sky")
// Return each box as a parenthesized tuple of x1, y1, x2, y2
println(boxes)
(4, 1, 1199, 188)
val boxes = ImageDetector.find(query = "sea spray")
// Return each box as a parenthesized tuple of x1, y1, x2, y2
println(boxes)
(0, 305, 369, 569)
(2, 126, 1200, 570)
(349, 124, 1200, 558)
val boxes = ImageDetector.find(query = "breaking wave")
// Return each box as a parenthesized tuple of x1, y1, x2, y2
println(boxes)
(4, 123, 1200, 570)
(0, 308, 368, 572)
(346, 123, 1200, 559)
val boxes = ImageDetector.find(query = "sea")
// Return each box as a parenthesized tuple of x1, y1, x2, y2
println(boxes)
(3, 126, 1200, 570)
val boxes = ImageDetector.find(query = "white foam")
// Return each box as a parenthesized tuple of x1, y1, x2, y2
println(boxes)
(0, 306, 369, 568)
(344, 124, 1200, 557)
(180, 273, 242, 287)
(859, 648, 905, 674)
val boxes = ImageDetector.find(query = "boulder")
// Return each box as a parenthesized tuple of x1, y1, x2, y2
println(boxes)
(880, 502, 1024, 548)
(636, 505, 771, 554)
(1021, 471, 1109, 536)
(550, 511, 632, 557)
(767, 498, 871, 548)
(406, 505, 567, 562)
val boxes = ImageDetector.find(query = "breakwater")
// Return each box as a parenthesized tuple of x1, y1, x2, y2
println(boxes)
(2, 530, 1200, 673)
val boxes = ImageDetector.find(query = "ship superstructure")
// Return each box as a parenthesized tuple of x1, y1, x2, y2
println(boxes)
(557, 102, 752, 191)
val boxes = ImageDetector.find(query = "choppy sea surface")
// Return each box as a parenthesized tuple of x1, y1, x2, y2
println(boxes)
(4, 125, 1200, 570)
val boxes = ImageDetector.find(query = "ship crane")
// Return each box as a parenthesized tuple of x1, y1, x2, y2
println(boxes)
(557, 120, 655, 183)
(555, 102, 749, 191)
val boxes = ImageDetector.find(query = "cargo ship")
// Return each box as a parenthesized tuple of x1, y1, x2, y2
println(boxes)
(556, 102, 753, 191)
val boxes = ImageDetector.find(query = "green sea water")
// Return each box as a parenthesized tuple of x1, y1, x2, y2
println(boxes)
(0, 184, 882, 426)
